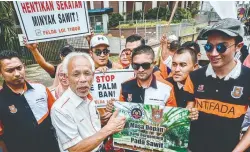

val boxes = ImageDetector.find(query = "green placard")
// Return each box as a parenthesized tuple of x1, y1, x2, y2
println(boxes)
(113, 102, 190, 152)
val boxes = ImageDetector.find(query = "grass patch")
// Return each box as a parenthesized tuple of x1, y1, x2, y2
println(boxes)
(109, 55, 119, 63)
(180, 23, 208, 36)
(116, 21, 170, 29)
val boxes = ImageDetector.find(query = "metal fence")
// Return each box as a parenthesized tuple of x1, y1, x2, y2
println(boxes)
(118, 20, 163, 50)
(118, 19, 208, 48)
(178, 19, 208, 44)
(0, 19, 209, 65)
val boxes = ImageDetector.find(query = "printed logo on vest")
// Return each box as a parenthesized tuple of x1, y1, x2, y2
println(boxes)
(231, 86, 243, 99)
(197, 85, 204, 92)
(9, 105, 17, 114)
(127, 94, 132, 102)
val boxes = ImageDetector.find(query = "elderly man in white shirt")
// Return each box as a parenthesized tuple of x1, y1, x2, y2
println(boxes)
(51, 52, 126, 152)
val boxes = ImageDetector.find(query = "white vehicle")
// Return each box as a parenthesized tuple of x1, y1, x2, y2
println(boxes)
(196, 24, 250, 61)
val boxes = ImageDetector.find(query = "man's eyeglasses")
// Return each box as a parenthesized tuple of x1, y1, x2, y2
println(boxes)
(132, 62, 153, 70)
(204, 42, 235, 54)
(94, 49, 110, 56)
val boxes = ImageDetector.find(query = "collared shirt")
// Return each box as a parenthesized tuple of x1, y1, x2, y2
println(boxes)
(51, 88, 102, 152)
(0, 81, 59, 152)
(177, 82, 184, 89)
(119, 75, 177, 107)
(205, 61, 241, 81)
(184, 63, 250, 152)
(7, 82, 27, 94)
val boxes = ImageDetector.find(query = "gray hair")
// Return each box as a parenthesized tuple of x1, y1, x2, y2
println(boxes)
(62, 52, 95, 74)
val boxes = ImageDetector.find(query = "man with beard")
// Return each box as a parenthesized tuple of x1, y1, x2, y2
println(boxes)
(119, 45, 177, 106)
(0, 50, 60, 152)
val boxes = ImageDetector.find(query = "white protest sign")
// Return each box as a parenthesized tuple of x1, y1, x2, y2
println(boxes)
(13, 1, 90, 43)
(90, 70, 135, 108)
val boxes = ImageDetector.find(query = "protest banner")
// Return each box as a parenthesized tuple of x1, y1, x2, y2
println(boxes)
(113, 102, 190, 152)
(13, 1, 90, 43)
(90, 69, 134, 109)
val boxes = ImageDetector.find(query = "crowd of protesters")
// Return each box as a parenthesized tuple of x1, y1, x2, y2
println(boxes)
(0, 18, 250, 152)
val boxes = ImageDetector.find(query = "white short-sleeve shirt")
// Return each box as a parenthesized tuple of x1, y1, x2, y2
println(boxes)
(51, 88, 102, 152)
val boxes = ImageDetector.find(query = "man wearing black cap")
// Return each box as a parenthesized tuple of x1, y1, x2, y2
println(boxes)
(184, 18, 250, 152)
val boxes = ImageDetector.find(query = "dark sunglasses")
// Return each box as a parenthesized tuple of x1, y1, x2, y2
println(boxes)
(132, 62, 153, 70)
(94, 49, 110, 56)
(204, 42, 235, 53)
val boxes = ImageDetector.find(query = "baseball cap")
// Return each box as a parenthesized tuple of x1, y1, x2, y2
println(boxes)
(202, 18, 244, 42)
(168, 35, 178, 43)
(60, 44, 75, 57)
(90, 35, 109, 48)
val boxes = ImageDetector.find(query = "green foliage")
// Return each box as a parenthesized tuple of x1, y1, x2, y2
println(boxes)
(165, 126, 189, 147)
(0, 2, 17, 51)
(113, 103, 191, 150)
(188, 1, 200, 18)
(145, 7, 170, 20)
(127, 10, 142, 21)
(109, 13, 124, 28)
(173, 8, 192, 23)
(144, 8, 157, 19)
(116, 20, 167, 29)
(113, 132, 122, 138)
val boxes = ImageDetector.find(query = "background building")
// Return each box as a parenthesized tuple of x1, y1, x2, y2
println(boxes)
(87, 1, 195, 33)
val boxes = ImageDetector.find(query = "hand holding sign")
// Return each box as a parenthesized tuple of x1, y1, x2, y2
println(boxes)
(106, 98, 115, 113)
(86, 27, 94, 48)
(96, 66, 109, 73)
(100, 98, 116, 125)
(105, 110, 126, 134)
(101, 112, 112, 126)
(25, 43, 39, 52)
(188, 107, 199, 121)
